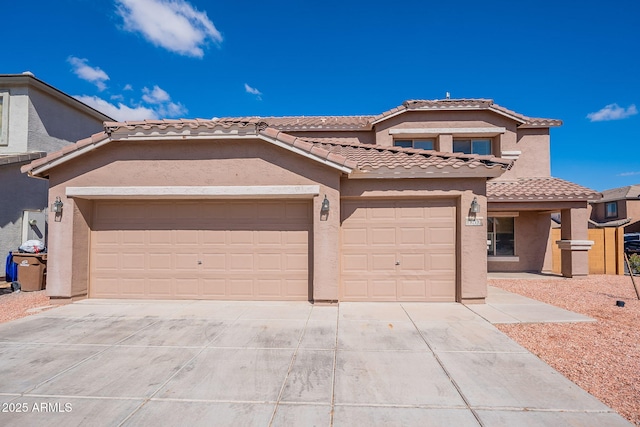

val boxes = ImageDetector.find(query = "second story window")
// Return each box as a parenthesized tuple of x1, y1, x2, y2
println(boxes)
(605, 201, 618, 218)
(393, 139, 435, 150)
(453, 138, 492, 155)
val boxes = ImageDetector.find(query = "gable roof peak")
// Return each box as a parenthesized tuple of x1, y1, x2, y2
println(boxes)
(370, 98, 561, 128)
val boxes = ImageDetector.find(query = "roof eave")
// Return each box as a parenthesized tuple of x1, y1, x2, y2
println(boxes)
(348, 165, 507, 179)
(0, 74, 113, 122)
(488, 194, 600, 202)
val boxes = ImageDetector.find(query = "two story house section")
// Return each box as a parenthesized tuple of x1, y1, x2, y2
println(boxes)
(0, 73, 112, 265)
(23, 99, 597, 303)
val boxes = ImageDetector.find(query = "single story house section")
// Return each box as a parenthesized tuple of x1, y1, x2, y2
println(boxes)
(22, 99, 598, 303)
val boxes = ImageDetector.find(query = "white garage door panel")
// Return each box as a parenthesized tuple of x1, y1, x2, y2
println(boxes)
(341, 199, 456, 302)
(91, 200, 310, 300)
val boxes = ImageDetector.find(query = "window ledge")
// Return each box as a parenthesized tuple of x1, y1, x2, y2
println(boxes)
(488, 256, 520, 262)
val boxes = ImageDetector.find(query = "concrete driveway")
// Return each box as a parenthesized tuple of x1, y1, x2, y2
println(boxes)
(0, 298, 631, 426)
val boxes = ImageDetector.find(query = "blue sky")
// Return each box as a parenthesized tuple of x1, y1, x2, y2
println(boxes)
(4, 0, 639, 191)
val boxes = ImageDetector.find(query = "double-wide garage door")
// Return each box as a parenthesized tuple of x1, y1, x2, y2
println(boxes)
(90, 200, 311, 300)
(341, 199, 456, 302)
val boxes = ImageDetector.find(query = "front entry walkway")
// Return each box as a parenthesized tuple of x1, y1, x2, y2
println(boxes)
(0, 299, 630, 426)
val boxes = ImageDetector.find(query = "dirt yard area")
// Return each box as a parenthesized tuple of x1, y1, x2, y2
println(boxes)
(0, 287, 52, 323)
(491, 274, 640, 426)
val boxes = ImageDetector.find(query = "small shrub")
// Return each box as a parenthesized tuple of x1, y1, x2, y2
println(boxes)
(629, 253, 640, 275)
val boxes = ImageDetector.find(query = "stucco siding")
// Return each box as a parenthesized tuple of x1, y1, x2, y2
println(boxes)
(488, 212, 552, 272)
(0, 162, 48, 265)
(374, 110, 519, 149)
(27, 87, 105, 148)
(1, 89, 29, 154)
(49, 139, 339, 190)
(45, 137, 343, 299)
(498, 128, 551, 180)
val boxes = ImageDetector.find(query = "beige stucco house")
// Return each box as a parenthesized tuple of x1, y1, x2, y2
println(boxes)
(0, 73, 111, 265)
(22, 99, 598, 303)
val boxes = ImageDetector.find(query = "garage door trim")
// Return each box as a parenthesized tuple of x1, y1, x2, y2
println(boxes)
(67, 185, 320, 199)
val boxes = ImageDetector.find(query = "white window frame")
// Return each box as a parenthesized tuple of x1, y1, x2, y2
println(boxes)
(0, 91, 8, 146)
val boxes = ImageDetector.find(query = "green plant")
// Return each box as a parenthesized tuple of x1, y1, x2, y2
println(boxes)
(629, 253, 640, 275)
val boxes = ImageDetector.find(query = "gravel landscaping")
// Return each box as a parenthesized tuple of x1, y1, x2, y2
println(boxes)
(491, 275, 640, 426)
(0, 288, 52, 324)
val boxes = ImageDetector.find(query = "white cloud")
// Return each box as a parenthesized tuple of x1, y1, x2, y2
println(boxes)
(68, 57, 110, 91)
(587, 103, 638, 122)
(75, 84, 187, 121)
(75, 95, 157, 121)
(115, 0, 222, 58)
(142, 85, 187, 117)
(142, 85, 171, 104)
(244, 83, 262, 95)
(245, 83, 262, 100)
(123, 84, 133, 91)
(618, 171, 640, 177)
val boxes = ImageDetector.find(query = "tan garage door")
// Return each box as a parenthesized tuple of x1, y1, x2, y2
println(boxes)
(341, 199, 456, 302)
(90, 200, 310, 300)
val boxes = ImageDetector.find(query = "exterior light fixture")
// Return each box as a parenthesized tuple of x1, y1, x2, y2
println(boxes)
(51, 196, 64, 214)
(321, 195, 330, 213)
(470, 197, 480, 214)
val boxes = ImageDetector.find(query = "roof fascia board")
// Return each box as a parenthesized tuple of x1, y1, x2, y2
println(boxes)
(488, 200, 589, 210)
(348, 166, 505, 179)
(370, 109, 405, 125)
(0, 74, 113, 121)
(28, 137, 111, 177)
(66, 185, 320, 199)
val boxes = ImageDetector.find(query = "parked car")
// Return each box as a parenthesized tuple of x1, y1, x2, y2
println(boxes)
(624, 233, 640, 254)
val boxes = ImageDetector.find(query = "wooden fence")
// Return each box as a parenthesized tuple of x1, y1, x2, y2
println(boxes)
(551, 227, 625, 275)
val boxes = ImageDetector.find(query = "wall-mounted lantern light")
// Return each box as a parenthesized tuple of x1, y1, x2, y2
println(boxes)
(470, 197, 480, 214)
(51, 196, 64, 214)
(321, 195, 330, 213)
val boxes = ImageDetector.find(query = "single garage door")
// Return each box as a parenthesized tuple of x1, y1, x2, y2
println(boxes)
(90, 200, 311, 300)
(341, 199, 456, 302)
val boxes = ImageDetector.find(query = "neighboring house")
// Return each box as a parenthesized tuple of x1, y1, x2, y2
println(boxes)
(22, 98, 598, 303)
(0, 73, 112, 267)
(590, 184, 640, 233)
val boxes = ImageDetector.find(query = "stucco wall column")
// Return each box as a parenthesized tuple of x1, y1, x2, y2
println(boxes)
(45, 195, 74, 298)
(438, 134, 453, 152)
(313, 188, 340, 301)
(559, 207, 591, 277)
(460, 192, 487, 303)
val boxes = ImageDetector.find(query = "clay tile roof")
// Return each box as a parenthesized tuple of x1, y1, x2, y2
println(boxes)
(300, 138, 512, 172)
(487, 177, 600, 201)
(598, 184, 640, 202)
(257, 129, 356, 169)
(104, 118, 266, 134)
(371, 99, 562, 128)
(220, 116, 374, 131)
